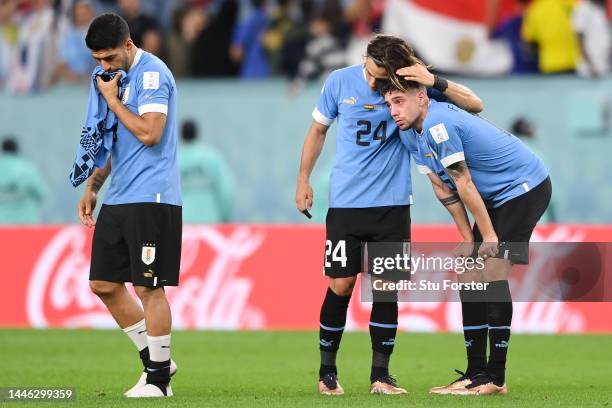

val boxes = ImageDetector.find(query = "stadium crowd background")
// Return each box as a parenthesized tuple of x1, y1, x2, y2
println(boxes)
(0, 0, 611, 224)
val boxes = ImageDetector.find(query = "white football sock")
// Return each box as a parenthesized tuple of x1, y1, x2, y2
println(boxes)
(147, 334, 171, 362)
(122, 319, 148, 351)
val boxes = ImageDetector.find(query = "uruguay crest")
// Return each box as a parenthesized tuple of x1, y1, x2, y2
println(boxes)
(141, 245, 156, 265)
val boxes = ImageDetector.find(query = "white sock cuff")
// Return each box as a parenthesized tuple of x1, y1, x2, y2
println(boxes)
(148, 334, 172, 362)
(147, 334, 171, 342)
(122, 319, 146, 333)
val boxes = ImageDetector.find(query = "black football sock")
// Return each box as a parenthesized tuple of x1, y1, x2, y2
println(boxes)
(139, 346, 150, 370)
(146, 359, 171, 395)
(459, 288, 488, 376)
(485, 280, 513, 385)
(369, 296, 398, 382)
(319, 287, 351, 378)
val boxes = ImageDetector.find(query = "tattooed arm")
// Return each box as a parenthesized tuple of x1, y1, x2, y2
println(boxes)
(427, 172, 473, 243)
(78, 158, 111, 228)
(446, 161, 499, 257)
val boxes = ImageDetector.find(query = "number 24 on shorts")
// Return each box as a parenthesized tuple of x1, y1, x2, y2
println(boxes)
(325, 240, 347, 268)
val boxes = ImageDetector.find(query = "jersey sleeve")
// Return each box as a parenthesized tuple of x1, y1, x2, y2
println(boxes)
(412, 151, 432, 174)
(136, 68, 172, 116)
(312, 71, 340, 126)
(426, 118, 465, 168)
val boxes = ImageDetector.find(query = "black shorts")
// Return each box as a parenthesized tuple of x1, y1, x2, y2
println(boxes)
(472, 177, 552, 264)
(324, 205, 411, 278)
(90, 203, 182, 287)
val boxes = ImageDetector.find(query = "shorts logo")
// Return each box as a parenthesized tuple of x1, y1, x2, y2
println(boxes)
(141, 245, 156, 265)
(429, 123, 449, 144)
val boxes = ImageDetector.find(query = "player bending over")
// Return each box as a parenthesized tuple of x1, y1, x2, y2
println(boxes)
(380, 76, 551, 396)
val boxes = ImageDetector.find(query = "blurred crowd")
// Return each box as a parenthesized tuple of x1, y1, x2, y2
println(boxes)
(0, 0, 610, 94)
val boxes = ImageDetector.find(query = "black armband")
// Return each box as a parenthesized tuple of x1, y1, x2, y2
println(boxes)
(440, 194, 461, 207)
(433, 75, 449, 92)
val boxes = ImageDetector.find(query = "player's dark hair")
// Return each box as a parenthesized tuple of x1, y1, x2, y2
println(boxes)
(85, 13, 130, 51)
(1, 137, 18, 154)
(181, 120, 198, 142)
(377, 77, 421, 97)
(366, 34, 425, 93)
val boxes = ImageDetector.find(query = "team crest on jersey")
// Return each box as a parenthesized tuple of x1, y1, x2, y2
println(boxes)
(342, 96, 357, 105)
(429, 123, 449, 144)
(141, 244, 156, 265)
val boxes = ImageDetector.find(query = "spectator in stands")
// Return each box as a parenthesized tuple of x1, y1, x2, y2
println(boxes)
(141, 26, 165, 59)
(230, 0, 270, 79)
(167, 3, 208, 77)
(191, 0, 239, 76)
(521, 0, 580, 74)
(261, 0, 294, 75)
(139, 0, 179, 31)
(290, 8, 346, 93)
(55, 0, 95, 83)
(179, 120, 235, 224)
(0, 137, 48, 224)
(573, 0, 610, 78)
(6, 0, 58, 94)
(280, 0, 314, 80)
(343, 0, 383, 65)
(0, 0, 19, 85)
(117, 0, 158, 48)
(490, 0, 539, 74)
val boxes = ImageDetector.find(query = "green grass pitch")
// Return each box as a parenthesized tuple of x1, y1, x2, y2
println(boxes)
(1, 329, 611, 407)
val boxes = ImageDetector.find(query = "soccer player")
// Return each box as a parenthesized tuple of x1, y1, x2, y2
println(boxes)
(380, 76, 551, 396)
(77, 14, 181, 398)
(295, 34, 484, 395)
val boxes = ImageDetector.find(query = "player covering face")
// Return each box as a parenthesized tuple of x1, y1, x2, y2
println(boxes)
(295, 34, 484, 396)
(380, 75, 551, 396)
(77, 13, 182, 398)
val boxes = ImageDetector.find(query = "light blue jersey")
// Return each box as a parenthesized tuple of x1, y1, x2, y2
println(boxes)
(104, 49, 182, 206)
(313, 64, 412, 208)
(404, 100, 548, 208)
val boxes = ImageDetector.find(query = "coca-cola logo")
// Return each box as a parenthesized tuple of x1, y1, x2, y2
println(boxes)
(27, 226, 266, 329)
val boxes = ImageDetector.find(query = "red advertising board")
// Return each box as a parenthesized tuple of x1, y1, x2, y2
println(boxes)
(0, 225, 610, 332)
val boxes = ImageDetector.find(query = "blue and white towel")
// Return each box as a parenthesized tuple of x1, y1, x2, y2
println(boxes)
(69, 67, 127, 187)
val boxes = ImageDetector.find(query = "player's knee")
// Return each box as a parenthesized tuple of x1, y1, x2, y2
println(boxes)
(89, 280, 122, 297)
(329, 277, 356, 297)
(133, 286, 162, 302)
